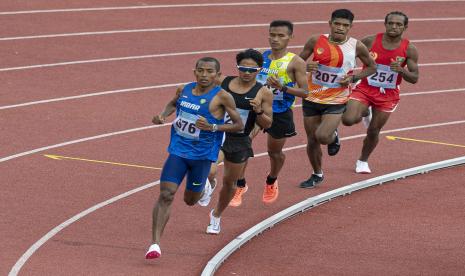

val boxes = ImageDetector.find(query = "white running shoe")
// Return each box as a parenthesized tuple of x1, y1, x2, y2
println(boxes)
(198, 178, 216, 207)
(145, 243, 161, 259)
(206, 209, 221, 235)
(362, 106, 372, 128)
(355, 160, 371, 174)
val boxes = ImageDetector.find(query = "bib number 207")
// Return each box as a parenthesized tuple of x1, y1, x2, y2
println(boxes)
(314, 71, 337, 83)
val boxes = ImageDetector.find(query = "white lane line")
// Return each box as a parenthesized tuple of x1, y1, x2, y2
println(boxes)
(1, 68, 465, 112)
(0, 83, 185, 110)
(1, 17, 465, 41)
(0, 124, 169, 163)
(7, 180, 161, 276)
(1, 0, 463, 15)
(420, 61, 465, 66)
(0, 86, 464, 164)
(1, 37, 465, 72)
(402, 88, 465, 96)
(0, 48, 244, 72)
(7, 119, 465, 276)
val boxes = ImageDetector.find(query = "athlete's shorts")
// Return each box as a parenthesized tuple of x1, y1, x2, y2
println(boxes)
(302, 100, 346, 117)
(160, 154, 212, 193)
(221, 135, 253, 164)
(350, 86, 399, 112)
(264, 109, 296, 139)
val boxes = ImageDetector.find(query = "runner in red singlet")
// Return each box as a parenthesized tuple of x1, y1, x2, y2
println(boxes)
(342, 11, 419, 174)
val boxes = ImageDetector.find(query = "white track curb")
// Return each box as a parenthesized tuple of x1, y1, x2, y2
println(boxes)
(201, 156, 465, 275)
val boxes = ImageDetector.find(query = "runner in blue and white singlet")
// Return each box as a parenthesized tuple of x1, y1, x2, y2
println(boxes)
(168, 82, 224, 162)
(146, 57, 243, 260)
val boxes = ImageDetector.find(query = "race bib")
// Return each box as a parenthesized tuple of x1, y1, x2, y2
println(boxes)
(367, 64, 398, 89)
(256, 73, 268, 85)
(270, 85, 284, 101)
(256, 73, 284, 101)
(312, 64, 345, 88)
(173, 110, 200, 139)
(224, 108, 250, 133)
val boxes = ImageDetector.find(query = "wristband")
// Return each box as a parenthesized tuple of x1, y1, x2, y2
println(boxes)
(211, 124, 218, 132)
(255, 110, 264, 115)
(281, 86, 288, 93)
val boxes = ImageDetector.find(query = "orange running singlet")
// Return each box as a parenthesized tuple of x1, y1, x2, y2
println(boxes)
(306, 34, 357, 104)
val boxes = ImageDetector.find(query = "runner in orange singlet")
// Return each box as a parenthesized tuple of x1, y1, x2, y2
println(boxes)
(298, 9, 376, 188)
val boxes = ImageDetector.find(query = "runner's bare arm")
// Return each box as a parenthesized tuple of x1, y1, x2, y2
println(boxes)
(299, 36, 318, 61)
(299, 36, 319, 73)
(250, 86, 273, 129)
(152, 86, 183, 124)
(393, 43, 419, 84)
(360, 35, 376, 50)
(289, 56, 310, 98)
(196, 91, 243, 132)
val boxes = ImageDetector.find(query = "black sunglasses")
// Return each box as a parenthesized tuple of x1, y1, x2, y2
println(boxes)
(236, 65, 261, 73)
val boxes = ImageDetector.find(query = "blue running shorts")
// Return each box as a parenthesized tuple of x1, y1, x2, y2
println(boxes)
(160, 154, 212, 193)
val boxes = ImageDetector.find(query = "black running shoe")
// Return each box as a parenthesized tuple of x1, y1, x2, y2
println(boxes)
(327, 129, 340, 156)
(299, 174, 324, 189)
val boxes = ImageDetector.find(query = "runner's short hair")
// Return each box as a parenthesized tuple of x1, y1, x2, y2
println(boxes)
(331, 9, 354, 23)
(196, 57, 220, 72)
(385, 11, 409, 26)
(236, 49, 264, 67)
(269, 20, 293, 35)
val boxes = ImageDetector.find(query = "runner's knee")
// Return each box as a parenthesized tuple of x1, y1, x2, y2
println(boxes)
(315, 130, 333, 145)
(342, 114, 359, 126)
(183, 196, 197, 206)
(366, 126, 381, 138)
(268, 150, 285, 161)
(159, 189, 175, 205)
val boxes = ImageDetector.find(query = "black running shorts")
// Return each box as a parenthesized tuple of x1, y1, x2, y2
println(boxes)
(264, 109, 296, 139)
(302, 100, 346, 117)
(221, 135, 254, 164)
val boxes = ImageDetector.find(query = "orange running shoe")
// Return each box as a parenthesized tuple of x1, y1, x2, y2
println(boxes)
(229, 185, 248, 207)
(262, 181, 279, 204)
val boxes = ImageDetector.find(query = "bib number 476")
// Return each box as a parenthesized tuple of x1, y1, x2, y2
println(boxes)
(175, 118, 196, 134)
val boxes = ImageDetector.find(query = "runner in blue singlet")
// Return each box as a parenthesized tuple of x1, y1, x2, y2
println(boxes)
(145, 57, 243, 260)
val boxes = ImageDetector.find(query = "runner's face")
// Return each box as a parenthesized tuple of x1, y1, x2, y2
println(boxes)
(237, 58, 260, 83)
(329, 18, 352, 42)
(385, 15, 407, 38)
(194, 61, 219, 88)
(268, 26, 292, 51)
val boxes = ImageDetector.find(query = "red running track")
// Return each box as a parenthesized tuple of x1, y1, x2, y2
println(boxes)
(1, 1, 465, 275)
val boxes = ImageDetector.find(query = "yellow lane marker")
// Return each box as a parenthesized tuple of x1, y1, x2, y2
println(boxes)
(44, 154, 162, 170)
(386, 136, 465, 148)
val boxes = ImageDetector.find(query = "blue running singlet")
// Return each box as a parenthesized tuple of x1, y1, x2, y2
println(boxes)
(167, 82, 224, 161)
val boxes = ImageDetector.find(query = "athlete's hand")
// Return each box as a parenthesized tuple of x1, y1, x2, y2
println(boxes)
(249, 97, 262, 113)
(307, 61, 319, 73)
(195, 116, 211, 131)
(390, 58, 403, 73)
(152, 114, 165, 124)
(266, 75, 283, 90)
(338, 75, 352, 87)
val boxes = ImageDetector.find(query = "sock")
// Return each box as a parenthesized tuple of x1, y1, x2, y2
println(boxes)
(266, 175, 277, 185)
(313, 172, 323, 177)
(236, 178, 246, 188)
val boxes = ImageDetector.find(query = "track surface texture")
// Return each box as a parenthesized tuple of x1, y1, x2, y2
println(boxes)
(1, 1, 464, 275)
